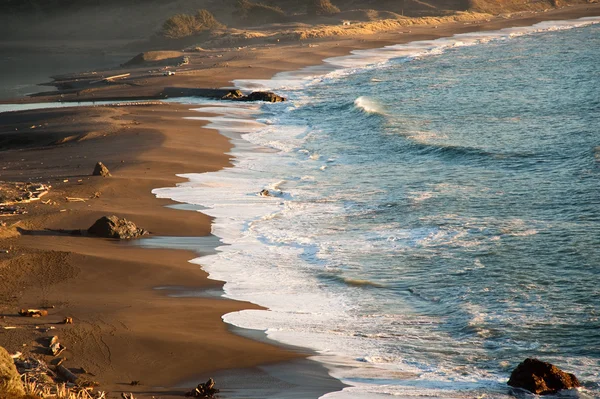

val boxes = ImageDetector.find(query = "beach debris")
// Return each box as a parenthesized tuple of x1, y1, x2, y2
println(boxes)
(0, 346, 26, 397)
(121, 393, 135, 399)
(92, 162, 111, 177)
(508, 358, 581, 395)
(0, 205, 26, 216)
(88, 215, 149, 239)
(9, 351, 22, 359)
(259, 189, 271, 197)
(222, 90, 286, 103)
(185, 378, 219, 398)
(54, 358, 66, 367)
(130, 380, 140, 386)
(0, 182, 51, 209)
(48, 336, 67, 357)
(57, 365, 78, 384)
(15, 355, 100, 397)
(66, 197, 87, 202)
(90, 73, 131, 84)
(62, 317, 74, 324)
(19, 308, 48, 318)
(36, 325, 56, 332)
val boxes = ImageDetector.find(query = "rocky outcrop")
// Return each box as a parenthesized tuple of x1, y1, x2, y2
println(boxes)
(88, 215, 148, 239)
(221, 90, 286, 102)
(508, 358, 581, 395)
(0, 346, 25, 397)
(92, 162, 111, 177)
(221, 89, 244, 100)
(244, 91, 286, 102)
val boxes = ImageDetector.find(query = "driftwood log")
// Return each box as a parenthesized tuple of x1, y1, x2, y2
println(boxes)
(185, 378, 219, 398)
(19, 309, 48, 317)
(57, 365, 78, 384)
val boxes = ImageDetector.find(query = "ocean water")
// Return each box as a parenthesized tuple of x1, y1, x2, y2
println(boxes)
(155, 17, 600, 398)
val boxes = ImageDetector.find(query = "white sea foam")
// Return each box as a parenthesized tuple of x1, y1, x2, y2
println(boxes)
(354, 96, 386, 115)
(155, 17, 600, 399)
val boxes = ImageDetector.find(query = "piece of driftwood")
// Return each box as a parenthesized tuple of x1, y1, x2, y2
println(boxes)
(19, 309, 48, 317)
(63, 317, 74, 324)
(49, 341, 66, 357)
(185, 378, 219, 398)
(57, 365, 78, 384)
(90, 73, 131, 84)
(66, 197, 87, 202)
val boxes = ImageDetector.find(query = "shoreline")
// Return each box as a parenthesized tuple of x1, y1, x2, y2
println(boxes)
(1, 5, 599, 398)
(151, 13, 600, 397)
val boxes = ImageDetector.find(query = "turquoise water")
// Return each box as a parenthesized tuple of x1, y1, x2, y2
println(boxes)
(156, 20, 600, 398)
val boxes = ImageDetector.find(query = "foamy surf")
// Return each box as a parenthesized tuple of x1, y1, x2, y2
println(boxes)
(155, 17, 600, 399)
(354, 96, 386, 115)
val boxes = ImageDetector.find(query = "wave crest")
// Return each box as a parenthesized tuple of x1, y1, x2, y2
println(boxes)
(354, 96, 386, 115)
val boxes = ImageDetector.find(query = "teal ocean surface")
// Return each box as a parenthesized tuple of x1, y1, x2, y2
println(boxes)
(156, 18, 600, 398)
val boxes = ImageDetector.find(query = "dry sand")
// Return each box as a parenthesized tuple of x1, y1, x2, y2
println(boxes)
(0, 104, 309, 397)
(1, 4, 599, 398)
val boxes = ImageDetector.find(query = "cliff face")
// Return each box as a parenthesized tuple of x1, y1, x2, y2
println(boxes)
(0, 0, 589, 42)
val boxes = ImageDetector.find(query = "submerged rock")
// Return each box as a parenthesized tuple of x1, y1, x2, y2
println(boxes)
(92, 162, 111, 177)
(508, 358, 581, 395)
(88, 215, 148, 239)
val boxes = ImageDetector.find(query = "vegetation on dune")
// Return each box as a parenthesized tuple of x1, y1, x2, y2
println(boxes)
(307, 0, 341, 16)
(234, 0, 289, 25)
(0, 347, 25, 397)
(467, 0, 567, 13)
(161, 9, 224, 39)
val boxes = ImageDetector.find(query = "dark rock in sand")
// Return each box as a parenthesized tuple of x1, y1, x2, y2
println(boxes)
(244, 91, 286, 102)
(92, 162, 111, 177)
(508, 358, 581, 395)
(222, 89, 244, 100)
(87, 215, 148, 239)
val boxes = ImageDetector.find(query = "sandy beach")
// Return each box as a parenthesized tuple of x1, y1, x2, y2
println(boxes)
(1, 3, 600, 398)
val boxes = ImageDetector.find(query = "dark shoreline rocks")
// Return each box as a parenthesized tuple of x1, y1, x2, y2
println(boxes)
(508, 358, 581, 395)
(88, 215, 148, 239)
(221, 90, 286, 102)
